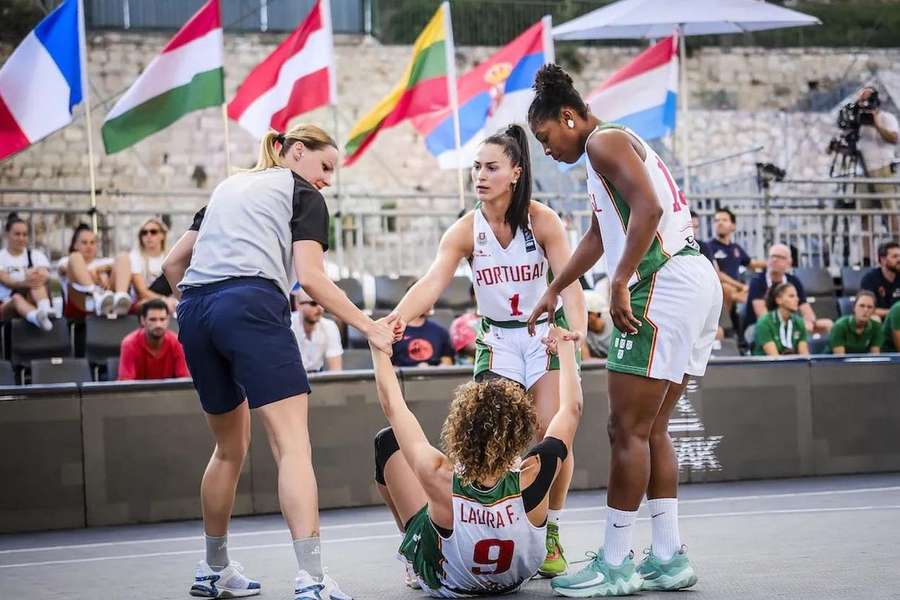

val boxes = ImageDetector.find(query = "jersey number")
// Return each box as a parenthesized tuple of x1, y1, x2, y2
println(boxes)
(509, 294, 523, 317)
(656, 157, 688, 213)
(471, 539, 515, 575)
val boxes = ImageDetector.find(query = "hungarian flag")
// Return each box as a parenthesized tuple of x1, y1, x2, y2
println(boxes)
(228, 0, 335, 138)
(344, 3, 452, 166)
(101, 0, 224, 154)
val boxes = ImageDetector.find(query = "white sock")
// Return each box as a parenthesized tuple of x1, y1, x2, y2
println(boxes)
(293, 536, 323, 580)
(603, 506, 638, 566)
(71, 282, 95, 294)
(37, 298, 51, 311)
(648, 498, 681, 561)
(547, 509, 561, 525)
(25, 309, 40, 327)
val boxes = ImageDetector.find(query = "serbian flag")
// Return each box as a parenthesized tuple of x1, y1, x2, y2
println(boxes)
(228, 0, 336, 138)
(413, 17, 554, 170)
(586, 35, 678, 141)
(0, 0, 86, 162)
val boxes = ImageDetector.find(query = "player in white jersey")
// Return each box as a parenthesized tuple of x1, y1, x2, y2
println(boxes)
(370, 324, 582, 597)
(391, 124, 586, 577)
(525, 65, 721, 597)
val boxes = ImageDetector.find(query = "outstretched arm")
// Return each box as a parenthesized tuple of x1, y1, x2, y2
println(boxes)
(369, 339, 451, 497)
(534, 206, 587, 340)
(542, 326, 584, 450)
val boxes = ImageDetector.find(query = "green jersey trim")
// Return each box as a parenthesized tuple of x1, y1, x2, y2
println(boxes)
(452, 471, 521, 506)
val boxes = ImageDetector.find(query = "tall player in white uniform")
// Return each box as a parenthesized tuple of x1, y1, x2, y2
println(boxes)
(527, 65, 722, 597)
(370, 324, 582, 597)
(391, 124, 586, 577)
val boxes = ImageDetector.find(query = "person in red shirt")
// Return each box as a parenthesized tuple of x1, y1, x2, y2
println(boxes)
(118, 298, 189, 380)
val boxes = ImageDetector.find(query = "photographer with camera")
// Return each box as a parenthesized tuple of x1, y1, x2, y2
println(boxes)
(855, 86, 898, 201)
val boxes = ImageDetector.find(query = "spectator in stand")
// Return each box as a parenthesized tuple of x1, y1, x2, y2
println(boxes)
(449, 311, 479, 365)
(118, 298, 189, 380)
(707, 208, 766, 303)
(689, 210, 715, 263)
(0, 213, 53, 330)
(290, 288, 342, 373)
(743, 243, 832, 336)
(127, 218, 179, 314)
(392, 284, 454, 367)
(828, 291, 881, 355)
(582, 279, 613, 360)
(752, 282, 809, 356)
(880, 300, 900, 352)
(58, 224, 132, 318)
(860, 241, 900, 319)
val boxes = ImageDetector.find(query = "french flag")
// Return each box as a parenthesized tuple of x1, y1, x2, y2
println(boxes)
(587, 35, 678, 141)
(0, 0, 86, 162)
(413, 18, 553, 170)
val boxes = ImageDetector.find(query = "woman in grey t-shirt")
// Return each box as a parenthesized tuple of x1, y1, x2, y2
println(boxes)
(163, 124, 394, 600)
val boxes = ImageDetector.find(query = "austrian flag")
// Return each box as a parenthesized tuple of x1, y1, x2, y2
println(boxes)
(228, 0, 336, 138)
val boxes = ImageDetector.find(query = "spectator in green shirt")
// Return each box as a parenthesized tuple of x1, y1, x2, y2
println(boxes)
(752, 282, 809, 356)
(828, 291, 882, 354)
(881, 301, 900, 353)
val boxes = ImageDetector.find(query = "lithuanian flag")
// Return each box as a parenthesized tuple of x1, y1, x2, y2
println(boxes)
(344, 3, 451, 166)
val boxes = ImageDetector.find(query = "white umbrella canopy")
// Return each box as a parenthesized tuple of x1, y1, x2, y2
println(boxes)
(553, 0, 821, 40)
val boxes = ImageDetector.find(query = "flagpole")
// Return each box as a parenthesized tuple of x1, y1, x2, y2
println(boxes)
(678, 26, 691, 195)
(441, 1, 465, 211)
(222, 105, 232, 176)
(542, 15, 555, 64)
(77, 0, 99, 233)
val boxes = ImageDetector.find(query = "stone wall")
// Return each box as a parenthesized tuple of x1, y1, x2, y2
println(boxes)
(0, 33, 895, 199)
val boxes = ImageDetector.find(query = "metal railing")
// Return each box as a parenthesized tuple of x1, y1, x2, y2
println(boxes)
(1, 179, 898, 277)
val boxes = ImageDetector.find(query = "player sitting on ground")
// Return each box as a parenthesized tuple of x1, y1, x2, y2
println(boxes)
(370, 325, 582, 598)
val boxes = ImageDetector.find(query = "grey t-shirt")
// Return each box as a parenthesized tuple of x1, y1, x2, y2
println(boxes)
(179, 167, 329, 297)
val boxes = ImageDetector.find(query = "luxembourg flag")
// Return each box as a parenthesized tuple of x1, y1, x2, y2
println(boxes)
(412, 17, 553, 170)
(0, 0, 86, 162)
(586, 35, 678, 141)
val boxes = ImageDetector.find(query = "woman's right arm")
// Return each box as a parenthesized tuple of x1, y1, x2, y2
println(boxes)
(542, 327, 584, 450)
(293, 240, 395, 354)
(369, 338, 452, 499)
(393, 217, 471, 324)
(161, 230, 198, 299)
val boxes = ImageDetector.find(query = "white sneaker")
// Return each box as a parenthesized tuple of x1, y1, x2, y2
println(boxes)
(190, 560, 261, 598)
(93, 290, 114, 316)
(113, 292, 132, 316)
(294, 570, 353, 600)
(35, 308, 53, 332)
(404, 559, 421, 589)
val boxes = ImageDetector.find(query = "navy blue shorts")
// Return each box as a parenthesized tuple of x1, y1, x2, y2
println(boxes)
(178, 277, 310, 415)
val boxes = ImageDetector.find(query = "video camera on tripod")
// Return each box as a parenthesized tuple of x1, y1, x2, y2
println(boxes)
(827, 89, 881, 163)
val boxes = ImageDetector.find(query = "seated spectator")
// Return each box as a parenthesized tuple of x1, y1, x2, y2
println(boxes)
(708, 208, 766, 284)
(828, 291, 881, 355)
(880, 300, 900, 353)
(127, 218, 178, 314)
(752, 283, 809, 356)
(0, 213, 53, 330)
(118, 299, 189, 380)
(58, 224, 132, 318)
(743, 243, 832, 336)
(583, 279, 613, 359)
(392, 307, 454, 367)
(449, 311, 479, 365)
(860, 241, 899, 319)
(290, 288, 342, 372)
(690, 210, 715, 263)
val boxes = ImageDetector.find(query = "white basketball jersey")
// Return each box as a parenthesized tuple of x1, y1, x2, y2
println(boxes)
(585, 124, 695, 287)
(470, 208, 559, 323)
(437, 472, 546, 597)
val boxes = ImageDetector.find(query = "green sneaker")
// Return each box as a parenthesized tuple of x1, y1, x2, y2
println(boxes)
(538, 521, 568, 577)
(637, 546, 698, 591)
(550, 548, 643, 597)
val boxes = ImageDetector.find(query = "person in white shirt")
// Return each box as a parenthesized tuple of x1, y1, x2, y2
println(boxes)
(128, 218, 178, 313)
(0, 213, 53, 330)
(855, 86, 900, 240)
(57, 224, 132, 318)
(290, 288, 342, 372)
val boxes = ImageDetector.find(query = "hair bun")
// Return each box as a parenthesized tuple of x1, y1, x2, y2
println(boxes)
(533, 64, 574, 96)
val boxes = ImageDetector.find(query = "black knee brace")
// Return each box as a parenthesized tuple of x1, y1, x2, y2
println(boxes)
(373, 426, 400, 485)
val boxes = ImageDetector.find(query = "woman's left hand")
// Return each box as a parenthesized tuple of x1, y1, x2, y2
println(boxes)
(609, 282, 641, 335)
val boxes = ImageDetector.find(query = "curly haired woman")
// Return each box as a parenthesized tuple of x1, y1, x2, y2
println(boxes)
(369, 325, 582, 597)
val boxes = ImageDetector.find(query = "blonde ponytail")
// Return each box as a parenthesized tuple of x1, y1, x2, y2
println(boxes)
(251, 124, 338, 171)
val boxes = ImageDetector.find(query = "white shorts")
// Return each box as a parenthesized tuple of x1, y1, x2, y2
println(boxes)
(608, 252, 722, 383)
